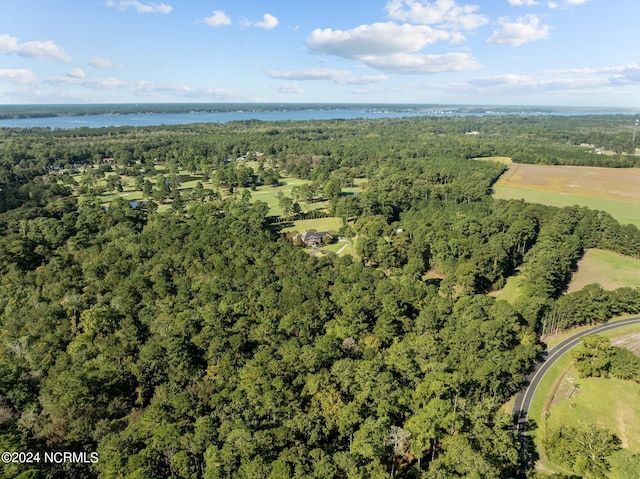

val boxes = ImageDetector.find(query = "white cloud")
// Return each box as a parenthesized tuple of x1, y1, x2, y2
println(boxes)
(255, 13, 279, 30)
(508, 0, 538, 5)
(488, 14, 551, 46)
(309, 22, 456, 59)
(308, 23, 481, 74)
(267, 68, 389, 84)
(203, 11, 232, 27)
(276, 83, 304, 94)
(47, 75, 125, 89)
(0, 69, 38, 84)
(106, 0, 172, 14)
(90, 56, 118, 68)
(468, 74, 605, 93)
(553, 63, 640, 86)
(67, 68, 86, 79)
(244, 13, 279, 30)
(364, 52, 482, 73)
(386, 0, 488, 30)
(268, 68, 354, 81)
(0, 34, 70, 62)
(0, 34, 19, 53)
(548, 0, 588, 8)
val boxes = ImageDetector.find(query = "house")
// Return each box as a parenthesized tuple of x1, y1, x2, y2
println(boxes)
(294, 231, 334, 247)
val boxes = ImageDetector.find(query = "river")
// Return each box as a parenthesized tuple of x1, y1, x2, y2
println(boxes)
(0, 104, 636, 129)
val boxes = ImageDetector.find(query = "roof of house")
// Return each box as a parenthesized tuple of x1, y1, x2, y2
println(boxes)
(296, 231, 333, 242)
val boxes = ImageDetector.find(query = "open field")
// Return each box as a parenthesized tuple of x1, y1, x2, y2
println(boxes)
(494, 163, 640, 227)
(493, 268, 525, 303)
(567, 248, 640, 292)
(529, 323, 640, 476)
(280, 217, 343, 233)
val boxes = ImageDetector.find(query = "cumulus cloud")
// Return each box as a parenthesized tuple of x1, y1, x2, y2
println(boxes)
(203, 11, 232, 27)
(309, 23, 458, 59)
(0, 69, 38, 84)
(0, 34, 70, 62)
(508, 0, 538, 5)
(487, 14, 551, 46)
(255, 13, 279, 30)
(386, 0, 488, 30)
(267, 68, 389, 84)
(67, 68, 86, 79)
(243, 13, 279, 30)
(307, 23, 481, 74)
(106, 0, 172, 14)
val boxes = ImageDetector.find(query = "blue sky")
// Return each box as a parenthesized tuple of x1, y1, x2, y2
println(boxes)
(0, 0, 638, 106)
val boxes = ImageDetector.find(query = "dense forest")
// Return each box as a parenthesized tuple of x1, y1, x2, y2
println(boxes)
(1, 115, 640, 478)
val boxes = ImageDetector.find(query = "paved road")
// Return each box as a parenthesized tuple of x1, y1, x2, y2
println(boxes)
(512, 316, 640, 474)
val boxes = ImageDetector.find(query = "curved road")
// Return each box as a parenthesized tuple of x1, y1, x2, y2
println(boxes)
(512, 316, 640, 474)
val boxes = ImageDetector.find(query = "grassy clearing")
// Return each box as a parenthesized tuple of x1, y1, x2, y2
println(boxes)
(280, 217, 343, 233)
(530, 323, 640, 475)
(494, 185, 640, 227)
(567, 249, 640, 292)
(494, 268, 526, 304)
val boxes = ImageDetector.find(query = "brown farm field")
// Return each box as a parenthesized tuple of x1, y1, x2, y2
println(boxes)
(494, 163, 640, 226)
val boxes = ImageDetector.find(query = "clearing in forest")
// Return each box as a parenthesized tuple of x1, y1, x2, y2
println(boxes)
(567, 249, 640, 292)
(493, 163, 640, 227)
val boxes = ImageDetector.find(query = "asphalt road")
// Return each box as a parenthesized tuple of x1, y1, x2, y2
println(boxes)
(512, 316, 640, 474)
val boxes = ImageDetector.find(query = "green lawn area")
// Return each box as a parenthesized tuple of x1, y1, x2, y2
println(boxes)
(493, 268, 526, 304)
(529, 323, 640, 476)
(568, 249, 640, 293)
(494, 185, 640, 228)
(280, 217, 343, 233)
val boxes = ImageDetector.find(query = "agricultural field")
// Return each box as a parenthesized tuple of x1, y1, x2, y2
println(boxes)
(567, 249, 640, 292)
(493, 163, 640, 227)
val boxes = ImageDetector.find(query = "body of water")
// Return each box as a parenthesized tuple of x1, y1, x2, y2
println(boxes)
(0, 104, 636, 129)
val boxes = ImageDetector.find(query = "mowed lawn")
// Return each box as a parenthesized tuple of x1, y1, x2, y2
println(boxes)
(280, 217, 343, 233)
(493, 163, 640, 227)
(567, 249, 640, 292)
(528, 323, 640, 476)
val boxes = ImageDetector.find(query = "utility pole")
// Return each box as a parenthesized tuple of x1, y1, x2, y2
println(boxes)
(633, 119, 639, 153)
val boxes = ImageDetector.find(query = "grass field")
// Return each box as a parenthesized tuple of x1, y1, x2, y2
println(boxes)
(494, 268, 526, 304)
(567, 249, 640, 292)
(529, 323, 640, 476)
(493, 163, 640, 227)
(280, 217, 344, 233)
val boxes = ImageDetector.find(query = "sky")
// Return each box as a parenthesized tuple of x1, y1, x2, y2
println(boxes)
(0, 0, 638, 107)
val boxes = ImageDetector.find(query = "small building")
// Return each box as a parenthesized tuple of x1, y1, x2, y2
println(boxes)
(294, 231, 334, 247)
